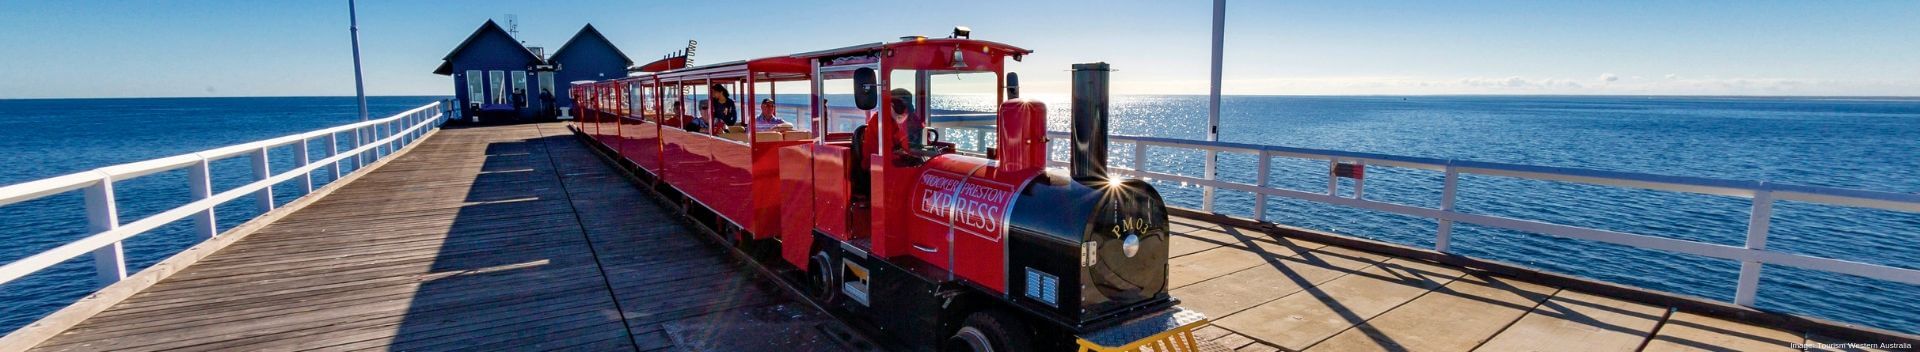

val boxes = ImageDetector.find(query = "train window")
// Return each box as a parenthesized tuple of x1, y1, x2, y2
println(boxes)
(780, 80, 814, 132)
(752, 79, 812, 134)
(695, 80, 718, 127)
(670, 83, 691, 129)
(926, 71, 1000, 157)
(628, 83, 642, 116)
(817, 76, 862, 136)
(709, 81, 750, 143)
(640, 83, 656, 122)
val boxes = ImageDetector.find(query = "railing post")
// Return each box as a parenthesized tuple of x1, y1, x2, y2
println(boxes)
(251, 147, 274, 212)
(1327, 159, 1340, 196)
(1351, 160, 1366, 199)
(84, 177, 126, 286)
(1132, 143, 1147, 175)
(188, 158, 216, 239)
(327, 132, 341, 180)
(1436, 163, 1458, 253)
(393, 118, 405, 149)
(353, 126, 366, 169)
(385, 119, 398, 151)
(376, 122, 388, 157)
(404, 112, 416, 143)
(294, 139, 312, 193)
(1253, 150, 1270, 222)
(1735, 186, 1774, 306)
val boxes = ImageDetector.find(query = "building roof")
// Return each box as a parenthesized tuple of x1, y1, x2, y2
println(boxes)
(432, 20, 544, 75)
(547, 24, 634, 66)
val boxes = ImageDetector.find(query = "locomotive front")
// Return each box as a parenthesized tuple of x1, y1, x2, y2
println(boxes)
(1002, 63, 1207, 350)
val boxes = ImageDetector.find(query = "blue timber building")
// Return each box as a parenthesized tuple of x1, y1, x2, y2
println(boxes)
(547, 24, 634, 115)
(434, 20, 632, 123)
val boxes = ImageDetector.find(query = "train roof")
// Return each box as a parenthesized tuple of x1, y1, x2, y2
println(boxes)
(613, 38, 1032, 82)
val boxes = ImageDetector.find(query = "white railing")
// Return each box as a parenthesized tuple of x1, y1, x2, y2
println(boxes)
(1046, 132, 1920, 307)
(0, 102, 446, 288)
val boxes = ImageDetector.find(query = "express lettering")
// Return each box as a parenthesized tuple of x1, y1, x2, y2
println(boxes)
(913, 170, 1014, 241)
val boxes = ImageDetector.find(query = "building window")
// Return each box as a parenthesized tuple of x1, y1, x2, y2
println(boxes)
(464, 70, 483, 108)
(489, 70, 506, 105)
(537, 72, 556, 103)
(511, 70, 528, 107)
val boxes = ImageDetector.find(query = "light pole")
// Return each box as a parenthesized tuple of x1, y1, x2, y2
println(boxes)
(348, 0, 370, 167)
(349, 0, 368, 122)
(1203, 0, 1225, 213)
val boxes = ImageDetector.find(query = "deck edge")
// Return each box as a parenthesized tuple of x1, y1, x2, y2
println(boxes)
(1166, 207, 1920, 346)
(0, 128, 446, 352)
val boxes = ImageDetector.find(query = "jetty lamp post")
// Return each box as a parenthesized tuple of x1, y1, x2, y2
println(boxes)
(1203, 0, 1225, 213)
(348, 0, 370, 166)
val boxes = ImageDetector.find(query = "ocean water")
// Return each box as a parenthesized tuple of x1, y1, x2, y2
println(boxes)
(0, 96, 446, 335)
(1026, 95, 1920, 335)
(1, 95, 1916, 336)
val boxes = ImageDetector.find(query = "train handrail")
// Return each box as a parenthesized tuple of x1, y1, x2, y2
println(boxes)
(1044, 131, 1920, 307)
(0, 102, 447, 288)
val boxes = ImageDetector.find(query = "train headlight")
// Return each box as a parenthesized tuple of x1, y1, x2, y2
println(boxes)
(1122, 233, 1141, 258)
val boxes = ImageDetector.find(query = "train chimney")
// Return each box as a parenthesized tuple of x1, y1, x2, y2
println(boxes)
(1070, 62, 1111, 183)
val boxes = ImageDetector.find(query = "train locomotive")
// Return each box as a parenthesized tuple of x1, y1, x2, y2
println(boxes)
(570, 31, 1207, 351)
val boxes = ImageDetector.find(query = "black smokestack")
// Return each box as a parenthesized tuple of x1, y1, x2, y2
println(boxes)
(1070, 62, 1110, 183)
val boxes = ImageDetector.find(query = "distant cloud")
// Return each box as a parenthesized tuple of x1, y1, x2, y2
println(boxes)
(1459, 77, 1583, 89)
(1664, 74, 1679, 80)
(1599, 73, 1620, 82)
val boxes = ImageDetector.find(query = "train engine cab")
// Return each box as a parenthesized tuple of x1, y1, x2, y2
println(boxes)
(774, 41, 1206, 350)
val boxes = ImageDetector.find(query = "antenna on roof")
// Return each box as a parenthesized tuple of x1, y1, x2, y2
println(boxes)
(507, 14, 519, 39)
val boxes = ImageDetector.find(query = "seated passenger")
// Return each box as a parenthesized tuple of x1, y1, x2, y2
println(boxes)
(676, 101, 705, 132)
(708, 85, 739, 127)
(752, 99, 791, 132)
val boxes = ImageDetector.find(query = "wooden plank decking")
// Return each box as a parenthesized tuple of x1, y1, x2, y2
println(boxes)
(1158, 218, 1896, 352)
(15, 122, 1910, 351)
(24, 123, 846, 352)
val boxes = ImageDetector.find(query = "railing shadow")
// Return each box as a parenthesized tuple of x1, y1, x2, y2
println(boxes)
(384, 130, 625, 350)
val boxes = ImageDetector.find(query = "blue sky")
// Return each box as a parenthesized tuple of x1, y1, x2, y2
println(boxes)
(1, 0, 1916, 98)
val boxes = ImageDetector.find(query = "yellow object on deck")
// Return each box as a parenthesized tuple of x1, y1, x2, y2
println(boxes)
(1075, 308, 1213, 352)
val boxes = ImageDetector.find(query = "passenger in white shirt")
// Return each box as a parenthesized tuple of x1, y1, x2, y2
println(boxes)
(752, 99, 791, 132)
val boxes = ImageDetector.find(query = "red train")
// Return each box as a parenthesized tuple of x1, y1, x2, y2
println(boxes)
(570, 31, 1206, 351)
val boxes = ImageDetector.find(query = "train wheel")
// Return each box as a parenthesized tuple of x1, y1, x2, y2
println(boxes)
(945, 310, 1032, 352)
(809, 252, 838, 304)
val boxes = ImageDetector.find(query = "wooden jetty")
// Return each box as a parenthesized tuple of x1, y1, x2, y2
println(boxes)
(7, 122, 1913, 351)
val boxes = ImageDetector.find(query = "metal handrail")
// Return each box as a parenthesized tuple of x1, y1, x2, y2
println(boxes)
(1045, 131, 1920, 307)
(0, 102, 446, 287)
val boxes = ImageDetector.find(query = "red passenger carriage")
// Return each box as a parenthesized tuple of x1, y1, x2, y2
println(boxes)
(573, 32, 1206, 351)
